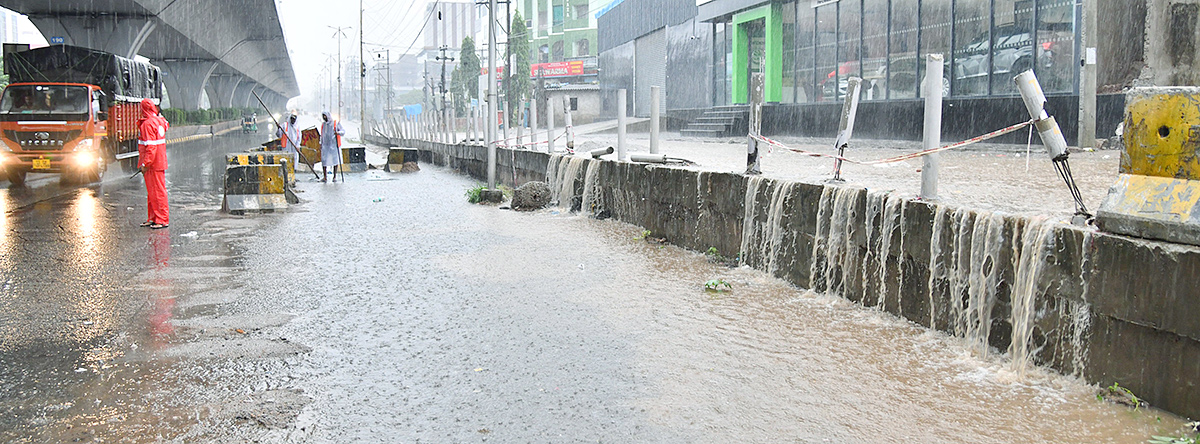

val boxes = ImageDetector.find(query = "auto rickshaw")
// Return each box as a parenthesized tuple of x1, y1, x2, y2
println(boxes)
(241, 115, 258, 133)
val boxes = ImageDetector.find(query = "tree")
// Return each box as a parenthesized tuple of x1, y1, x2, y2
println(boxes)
(0, 57, 9, 90)
(505, 11, 531, 127)
(450, 36, 480, 117)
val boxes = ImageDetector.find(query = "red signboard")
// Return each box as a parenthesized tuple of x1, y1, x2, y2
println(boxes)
(530, 60, 584, 78)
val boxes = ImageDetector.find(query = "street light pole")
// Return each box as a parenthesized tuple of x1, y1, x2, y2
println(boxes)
(360, 0, 366, 130)
(437, 45, 455, 143)
(487, 0, 498, 189)
(329, 26, 351, 119)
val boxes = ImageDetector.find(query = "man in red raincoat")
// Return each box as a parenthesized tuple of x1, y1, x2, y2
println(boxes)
(137, 99, 170, 229)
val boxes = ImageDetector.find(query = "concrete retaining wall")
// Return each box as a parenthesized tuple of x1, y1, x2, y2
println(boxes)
(385, 137, 1200, 419)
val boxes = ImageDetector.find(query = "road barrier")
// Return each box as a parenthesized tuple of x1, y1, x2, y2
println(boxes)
(227, 152, 296, 186)
(222, 153, 297, 214)
(385, 148, 420, 172)
(339, 146, 367, 172)
(1096, 87, 1200, 246)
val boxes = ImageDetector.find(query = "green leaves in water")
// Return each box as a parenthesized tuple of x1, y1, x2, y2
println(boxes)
(465, 184, 486, 203)
(704, 279, 732, 293)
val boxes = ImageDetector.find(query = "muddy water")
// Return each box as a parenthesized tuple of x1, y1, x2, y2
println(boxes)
(237, 161, 1184, 442)
(1, 128, 1188, 442)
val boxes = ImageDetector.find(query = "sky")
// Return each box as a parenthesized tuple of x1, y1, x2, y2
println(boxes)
(276, 0, 434, 108)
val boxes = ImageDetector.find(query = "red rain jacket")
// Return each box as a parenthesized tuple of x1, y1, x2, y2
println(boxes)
(137, 99, 170, 171)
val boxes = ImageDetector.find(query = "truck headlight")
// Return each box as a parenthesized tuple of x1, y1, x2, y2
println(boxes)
(73, 151, 99, 166)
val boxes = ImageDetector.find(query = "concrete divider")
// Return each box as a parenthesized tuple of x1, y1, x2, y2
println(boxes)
(1097, 87, 1200, 246)
(375, 134, 1200, 419)
(222, 153, 298, 214)
(340, 146, 367, 172)
(385, 148, 420, 172)
(227, 152, 296, 185)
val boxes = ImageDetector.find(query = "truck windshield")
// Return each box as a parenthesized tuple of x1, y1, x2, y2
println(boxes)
(0, 85, 89, 115)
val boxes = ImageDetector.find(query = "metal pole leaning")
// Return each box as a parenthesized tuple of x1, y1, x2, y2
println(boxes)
(1015, 69, 1090, 220)
(617, 88, 627, 161)
(832, 76, 862, 182)
(650, 85, 660, 154)
(921, 54, 944, 200)
(746, 74, 763, 175)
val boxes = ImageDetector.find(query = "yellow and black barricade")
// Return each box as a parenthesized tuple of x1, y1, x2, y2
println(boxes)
(1096, 87, 1200, 246)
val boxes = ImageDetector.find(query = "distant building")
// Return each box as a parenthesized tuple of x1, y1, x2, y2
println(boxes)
(0, 8, 47, 46)
(520, 0, 598, 63)
(597, 0, 1187, 145)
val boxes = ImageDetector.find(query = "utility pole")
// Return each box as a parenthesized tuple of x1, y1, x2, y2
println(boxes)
(437, 45, 455, 142)
(360, 0, 366, 129)
(1078, 0, 1098, 148)
(487, 0, 498, 189)
(375, 49, 392, 125)
(329, 26, 351, 119)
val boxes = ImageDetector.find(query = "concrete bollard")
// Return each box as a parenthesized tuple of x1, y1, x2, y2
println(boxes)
(502, 102, 510, 148)
(746, 75, 763, 175)
(590, 146, 614, 158)
(617, 88, 627, 161)
(516, 101, 524, 147)
(650, 85, 660, 154)
(547, 96, 556, 153)
(921, 54, 944, 200)
(530, 99, 538, 148)
(631, 153, 667, 163)
(563, 96, 574, 152)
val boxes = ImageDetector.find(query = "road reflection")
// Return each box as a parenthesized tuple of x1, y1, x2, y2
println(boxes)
(147, 229, 173, 350)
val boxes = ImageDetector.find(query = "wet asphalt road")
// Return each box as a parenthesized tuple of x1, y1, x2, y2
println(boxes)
(0, 125, 1189, 443)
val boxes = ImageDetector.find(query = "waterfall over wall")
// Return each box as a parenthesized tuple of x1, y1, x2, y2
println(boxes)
(401, 140, 1200, 418)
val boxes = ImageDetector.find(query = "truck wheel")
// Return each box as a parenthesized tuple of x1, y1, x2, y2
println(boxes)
(7, 169, 26, 187)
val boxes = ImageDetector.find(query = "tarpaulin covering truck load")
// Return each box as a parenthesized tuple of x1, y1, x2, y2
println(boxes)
(0, 44, 163, 185)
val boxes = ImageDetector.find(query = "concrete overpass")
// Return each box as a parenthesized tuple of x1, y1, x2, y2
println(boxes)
(0, 0, 298, 112)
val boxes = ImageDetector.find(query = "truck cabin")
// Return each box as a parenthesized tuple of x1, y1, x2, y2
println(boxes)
(0, 84, 93, 120)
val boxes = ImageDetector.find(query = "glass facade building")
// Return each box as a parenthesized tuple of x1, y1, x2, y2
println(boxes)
(707, 0, 1078, 106)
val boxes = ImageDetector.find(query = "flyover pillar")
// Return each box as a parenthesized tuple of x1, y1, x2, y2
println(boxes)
(28, 15, 157, 59)
(204, 74, 243, 109)
(232, 81, 259, 109)
(159, 60, 217, 111)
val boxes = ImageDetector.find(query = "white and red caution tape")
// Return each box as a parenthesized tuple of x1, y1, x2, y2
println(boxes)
(751, 118, 1036, 165)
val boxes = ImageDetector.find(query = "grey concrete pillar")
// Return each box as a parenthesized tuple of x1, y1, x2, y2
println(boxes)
(160, 60, 217, 111)
(232, 81, 259, 109)
(28, 15, 157, 59)
(204, 74, 242, 109)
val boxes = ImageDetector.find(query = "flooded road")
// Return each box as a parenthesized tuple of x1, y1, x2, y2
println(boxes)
(0, 119, 1191, 442)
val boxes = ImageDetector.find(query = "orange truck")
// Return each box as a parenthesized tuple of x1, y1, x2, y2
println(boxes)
(0, 44, 163, 185)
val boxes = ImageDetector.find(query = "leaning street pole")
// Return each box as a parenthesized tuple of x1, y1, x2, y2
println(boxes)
(487, 0, 498, 189)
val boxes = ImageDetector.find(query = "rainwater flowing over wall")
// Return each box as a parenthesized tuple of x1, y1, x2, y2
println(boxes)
(386, 138, 1200, 419)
